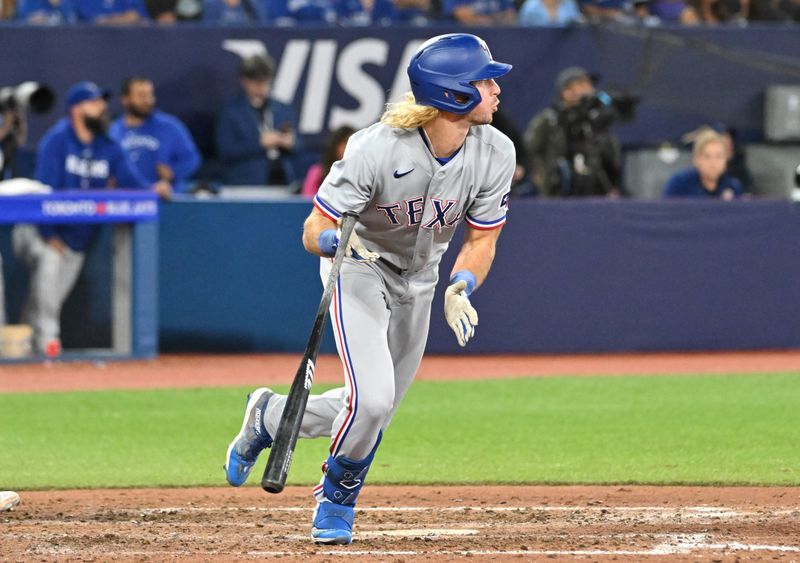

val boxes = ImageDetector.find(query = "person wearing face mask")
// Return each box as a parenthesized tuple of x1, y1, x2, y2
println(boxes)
(11, 81, 150, 358)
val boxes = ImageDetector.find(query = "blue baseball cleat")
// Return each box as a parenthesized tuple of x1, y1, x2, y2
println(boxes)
(224, 387, 274, 487)
(311, 502, 354, 545)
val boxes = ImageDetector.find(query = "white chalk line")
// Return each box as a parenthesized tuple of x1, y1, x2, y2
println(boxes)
(284, 529, 480, 540)
(139, 505, 800, 516)
(138, 505, 796, 517)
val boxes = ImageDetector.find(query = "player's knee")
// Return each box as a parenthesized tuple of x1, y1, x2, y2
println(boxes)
(358, 391, 394, 426)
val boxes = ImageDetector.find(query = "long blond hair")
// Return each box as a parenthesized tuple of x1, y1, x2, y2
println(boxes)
(691, 127, 726, 159)
(380, 92, 439, 129)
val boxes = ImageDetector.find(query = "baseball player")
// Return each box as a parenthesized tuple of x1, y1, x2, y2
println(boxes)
(225, 33, 514, 544)
(12, 81, 151, 357)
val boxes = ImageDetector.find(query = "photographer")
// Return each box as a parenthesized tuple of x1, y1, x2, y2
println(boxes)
(523, 66, 623, 197)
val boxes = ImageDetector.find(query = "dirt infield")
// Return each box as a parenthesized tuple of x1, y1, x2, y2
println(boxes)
(4, 485, 800, 561)
(2, 352, 800, 561)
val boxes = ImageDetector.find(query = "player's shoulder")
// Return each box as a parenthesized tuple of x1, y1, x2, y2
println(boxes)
(344, 122, 398, 153)
(39, 118, 71, 149)
(469, 124, 515, 157)
(108, 117, 125, 138)
(151, 110, 189, 131)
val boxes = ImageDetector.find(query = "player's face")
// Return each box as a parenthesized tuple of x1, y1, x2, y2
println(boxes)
(241, 77, 272, 107)
(466, 79, 501, 125)
(694, 140, 727, 181)
(124, 81, 156, 119)
(80, 97, 107, 120)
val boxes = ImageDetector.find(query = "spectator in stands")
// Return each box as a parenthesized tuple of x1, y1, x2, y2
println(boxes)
(443, 0, 517, 24)
(203, 0, 265, 23)
(216, 54, 302, 186)
(663, 127, 742, 199)
(174, 0, 202, 19)
(11, 81, 152, 357)
(524, 66, 622, 197)
(336, 0, 431, 24)
(633, 0, 700, 23)
(0, 0, 15, 20)
(144, 0, 178, 22)
(75, 0, 149, 24)
(16, 0, 77, 23)
(577, 0, 630, 20)
(693, 0, 790, 22)
(110, 76, 201, 199)
(518, 0, 582, 25)
(301, 125, 355, 197)
(682, 123, 754, 194)
(263, 0, 336, 24)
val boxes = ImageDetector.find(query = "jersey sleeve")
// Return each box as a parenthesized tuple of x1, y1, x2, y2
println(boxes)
(313, 131, 375, 220)
(465, 142, 515, 230)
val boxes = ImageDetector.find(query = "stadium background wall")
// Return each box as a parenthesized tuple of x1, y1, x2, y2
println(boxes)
(3, 198, 800, 354)
(2, 25, 800, 354)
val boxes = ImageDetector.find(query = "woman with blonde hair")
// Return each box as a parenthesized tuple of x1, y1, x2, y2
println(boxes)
(663, 126, 743, 200)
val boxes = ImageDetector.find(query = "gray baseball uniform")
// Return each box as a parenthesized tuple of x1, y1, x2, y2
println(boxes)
(262, 121, 514, 476)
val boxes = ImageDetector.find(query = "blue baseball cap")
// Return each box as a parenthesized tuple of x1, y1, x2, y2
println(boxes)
(65, 81, 109, 109)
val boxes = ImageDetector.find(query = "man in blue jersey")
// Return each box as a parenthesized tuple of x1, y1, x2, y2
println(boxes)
(12, 81, 150, 357)
(110, 76, 201, 198)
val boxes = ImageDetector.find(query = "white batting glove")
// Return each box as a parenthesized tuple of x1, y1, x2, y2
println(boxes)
(444, 280, 478, 347)
(337, 219, 379, 263)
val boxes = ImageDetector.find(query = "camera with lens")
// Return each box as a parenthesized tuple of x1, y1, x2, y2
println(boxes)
(0, 82, 55, 178)
(0, 82, 55, 114)
(555, 90, 639, 197)
(557, 90, 638, 142)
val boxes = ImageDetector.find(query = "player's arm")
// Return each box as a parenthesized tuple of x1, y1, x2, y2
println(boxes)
(444, 225, 503, 348)
(451, 225, 503, 291)
(302, 207, 338, 257)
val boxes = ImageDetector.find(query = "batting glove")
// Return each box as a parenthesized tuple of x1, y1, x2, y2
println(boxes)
(444, 280, 478, 347)
(336, 218, 379, 262)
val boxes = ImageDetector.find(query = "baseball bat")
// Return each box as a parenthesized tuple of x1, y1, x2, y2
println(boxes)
(261, 210, 359, 494)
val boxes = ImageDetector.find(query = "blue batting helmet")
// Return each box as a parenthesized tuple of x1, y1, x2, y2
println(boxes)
(407, 34, 512, 115)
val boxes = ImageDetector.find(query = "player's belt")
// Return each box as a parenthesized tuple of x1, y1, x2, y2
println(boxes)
(378, 256, 406, 276)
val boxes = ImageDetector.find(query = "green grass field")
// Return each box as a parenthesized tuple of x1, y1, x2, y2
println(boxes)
(1, 373, 798, 490)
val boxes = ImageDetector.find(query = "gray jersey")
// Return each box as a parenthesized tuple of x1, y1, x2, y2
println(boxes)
(314, 122, 515, 275)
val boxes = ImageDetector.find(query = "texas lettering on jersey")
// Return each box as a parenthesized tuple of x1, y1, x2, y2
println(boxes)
(376, 197, 462, 229)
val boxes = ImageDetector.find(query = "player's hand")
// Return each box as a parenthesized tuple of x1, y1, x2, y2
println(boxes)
(152, 180, 173, 200)
(336, 218, 379, 263)
(156, 163, 174, 182)
(260, 131, 283, 149)
(444, 280, 478, 347)
(46, 236, 67, 255)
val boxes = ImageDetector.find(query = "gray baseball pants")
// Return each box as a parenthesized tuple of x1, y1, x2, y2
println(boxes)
(12, 225, 85, 353)
(263, 257, 437, 461)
